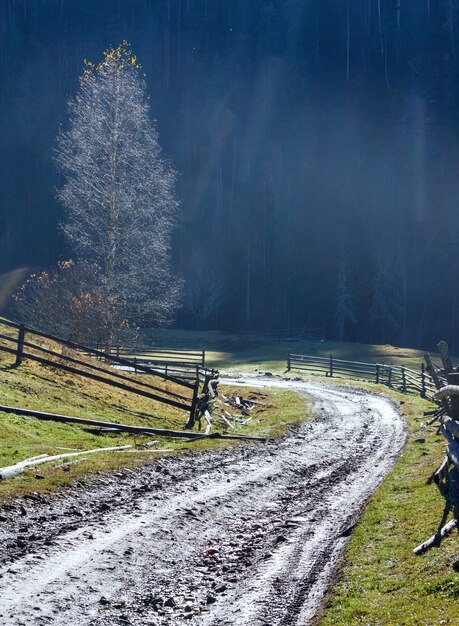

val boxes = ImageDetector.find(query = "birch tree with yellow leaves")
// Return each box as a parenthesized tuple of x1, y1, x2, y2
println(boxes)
(55, 42, 181, 338)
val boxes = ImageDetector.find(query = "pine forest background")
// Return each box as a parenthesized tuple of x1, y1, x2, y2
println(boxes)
(1, 0, 459, 350)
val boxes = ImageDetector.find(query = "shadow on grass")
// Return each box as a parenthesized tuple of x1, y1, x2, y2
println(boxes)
(426, 465, 458, 546)
(0, 363, 20, 372)
(110, 404, 159, 421)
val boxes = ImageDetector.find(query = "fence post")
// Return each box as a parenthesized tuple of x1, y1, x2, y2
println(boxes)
(329, 354, 333, 377)
(421, 363, 427, 399)
(387, 367, 392, 387)
(202, 372, 211, 396)
(401, 366, 406, 392)
(287, 350, 291, 371)
(186, 366, 200, 429)
(116, 345, 120, 358)
(134, 357, 138, 375)
(15, 324, 26, 367)
(376, 364, 380, 384)
(201, 349, 205, 367)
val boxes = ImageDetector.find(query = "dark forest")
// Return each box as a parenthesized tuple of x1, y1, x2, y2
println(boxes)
(1, 0, 459, 350)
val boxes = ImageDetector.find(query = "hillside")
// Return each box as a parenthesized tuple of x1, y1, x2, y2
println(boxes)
(0, 321, 306, 498)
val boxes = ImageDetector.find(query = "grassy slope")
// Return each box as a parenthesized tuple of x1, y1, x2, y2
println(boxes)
(306, 380, 459, 626)
(0, 324, 308, 498)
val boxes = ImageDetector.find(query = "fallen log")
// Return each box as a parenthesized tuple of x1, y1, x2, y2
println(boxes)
(52, 459, 84, 470)
(425, 411, 446, 427)
(245, 398, 267, 407)
(0, 405, 267, 442)
(219, 413, 235, 430)
(436, 386, 459, 400)
(0, 445, 132, 480)
(204, 409, 212, 435)
(207, 379, 219, 399)
(413, 518, 458, 555)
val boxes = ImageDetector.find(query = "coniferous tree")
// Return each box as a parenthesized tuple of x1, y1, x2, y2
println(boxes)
(335, 260, 356, 342)
(368, 254, 405, 344)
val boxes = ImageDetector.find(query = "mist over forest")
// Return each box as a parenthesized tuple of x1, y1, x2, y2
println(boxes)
(1, 0, 459, 350)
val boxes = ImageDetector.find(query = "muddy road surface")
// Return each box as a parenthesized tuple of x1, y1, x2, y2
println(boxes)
(0, 377, 405, 626)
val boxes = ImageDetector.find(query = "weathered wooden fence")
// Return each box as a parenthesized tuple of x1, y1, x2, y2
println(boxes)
(110, 345, 206, 382)
(116, 345, 205, 366)
(287, 351, 437, 400)
(413, 341, 459, 554)
(0, 317, 218, 427)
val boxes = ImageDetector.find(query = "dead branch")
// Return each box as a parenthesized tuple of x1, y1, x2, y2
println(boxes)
(413, 519, 458, 555)
(0, 445, 132, 480)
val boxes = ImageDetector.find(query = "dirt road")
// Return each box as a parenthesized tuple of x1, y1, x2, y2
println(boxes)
(0, 377, 405, 625)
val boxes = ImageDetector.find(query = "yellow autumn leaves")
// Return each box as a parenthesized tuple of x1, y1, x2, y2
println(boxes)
(79, 41, 141, 84)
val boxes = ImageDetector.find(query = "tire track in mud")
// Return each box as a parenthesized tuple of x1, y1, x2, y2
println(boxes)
(0, 377, 405, 626)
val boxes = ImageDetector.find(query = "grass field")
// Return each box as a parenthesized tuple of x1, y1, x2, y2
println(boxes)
(139, 329, 444, 375)
(315, 382, 459, 626)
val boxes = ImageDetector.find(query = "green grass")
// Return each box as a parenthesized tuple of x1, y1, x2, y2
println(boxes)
(136, 328, 442, 374)
(0, 323, 310, 498)
(315, 384, 459, 626)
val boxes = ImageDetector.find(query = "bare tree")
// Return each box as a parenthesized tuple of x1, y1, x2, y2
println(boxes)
(12, 260, 128, 345)
(55, 42, 181, 339)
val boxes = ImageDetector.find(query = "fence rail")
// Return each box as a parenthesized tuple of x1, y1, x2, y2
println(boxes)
(0, 318, 218, 426)
(80, 344, 207, 384)
(108, 345, 205, 367)
(287, 350, 437, 400)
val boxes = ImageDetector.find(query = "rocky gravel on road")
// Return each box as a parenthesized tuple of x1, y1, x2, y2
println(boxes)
(0, 377, 405, 626)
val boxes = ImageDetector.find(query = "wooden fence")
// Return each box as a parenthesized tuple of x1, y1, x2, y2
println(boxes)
(412, 341, 459, 554)
(111, 345, 206, 382)
(287, 351, 437, 400)
(116, 345, 205, 366)
(0, 317, 218, 427)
